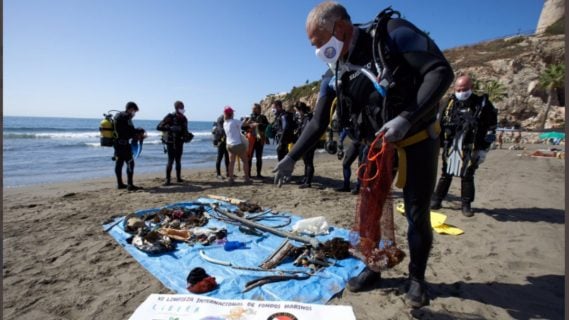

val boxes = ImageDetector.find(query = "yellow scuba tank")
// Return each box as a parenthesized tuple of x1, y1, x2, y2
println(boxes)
(99, 113, 115, 147)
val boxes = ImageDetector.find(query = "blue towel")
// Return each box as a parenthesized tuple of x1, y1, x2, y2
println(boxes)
(103, 198, 365, 304)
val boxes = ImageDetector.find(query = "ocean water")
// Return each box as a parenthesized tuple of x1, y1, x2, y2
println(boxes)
(3, 116, 278, 187)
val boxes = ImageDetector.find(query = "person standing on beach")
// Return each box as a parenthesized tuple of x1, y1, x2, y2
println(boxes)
(245, 103, 269, 179)
(271, 100, 295, 161)
(113, 101, 143, 191)
(223, 106, 253, 185)
(514, 130, 522, 144)
(213, 114, 230, 179)
(497, 130, 503, 149)
(272, 2, 454, 307)
(157, 101, 191, 186)
(431, 75, 498, 217)
(334, 127, 364, 195)
(293, 101, 317, 188)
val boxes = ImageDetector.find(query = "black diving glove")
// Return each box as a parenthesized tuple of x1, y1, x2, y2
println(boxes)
(337, 145, 344, 160)
(272, 155, 295, 187)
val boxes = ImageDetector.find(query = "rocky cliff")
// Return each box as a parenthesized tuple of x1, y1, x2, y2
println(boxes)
(536, 0, 565, 34)
(257, 32, 565, 130)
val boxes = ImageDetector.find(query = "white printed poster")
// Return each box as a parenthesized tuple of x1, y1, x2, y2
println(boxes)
(129, 294, 356, 320)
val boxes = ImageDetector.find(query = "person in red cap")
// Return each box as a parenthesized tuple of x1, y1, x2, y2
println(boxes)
(222, 106, 254, 184)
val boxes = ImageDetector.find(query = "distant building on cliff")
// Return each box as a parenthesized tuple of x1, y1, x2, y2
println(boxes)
(535, 0, 564, 34)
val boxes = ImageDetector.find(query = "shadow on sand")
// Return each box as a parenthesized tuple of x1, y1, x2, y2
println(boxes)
(375, 274, 564, 320)
(477, 207, 565, 224)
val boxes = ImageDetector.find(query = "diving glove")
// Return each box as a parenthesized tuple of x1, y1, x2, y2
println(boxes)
(337, 147, 345, 160)
(377, 115, 411, 142)
(272, 155, 295, 187)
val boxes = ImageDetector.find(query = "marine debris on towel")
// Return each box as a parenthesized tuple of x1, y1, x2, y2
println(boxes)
(103, 196, 366, 303)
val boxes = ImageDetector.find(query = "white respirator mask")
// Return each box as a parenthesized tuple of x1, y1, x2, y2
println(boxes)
(315, 35, 344, 64)
(455, 89, 472, 101)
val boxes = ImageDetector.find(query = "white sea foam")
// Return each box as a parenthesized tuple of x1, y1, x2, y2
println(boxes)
(5, 130, 211, 140)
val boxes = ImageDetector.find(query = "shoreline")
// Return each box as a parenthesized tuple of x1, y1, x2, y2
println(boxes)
(3, 156, 282, 191)
(4, 142, 560, 191)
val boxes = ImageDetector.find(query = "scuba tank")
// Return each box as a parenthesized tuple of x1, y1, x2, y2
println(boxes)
(99, 111, 119, 147)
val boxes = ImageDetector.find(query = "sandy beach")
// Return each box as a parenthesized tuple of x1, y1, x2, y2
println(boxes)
(3, 143, 565, 320)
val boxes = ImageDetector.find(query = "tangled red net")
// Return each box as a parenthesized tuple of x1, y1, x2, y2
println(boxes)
(350, 134, 405, 272)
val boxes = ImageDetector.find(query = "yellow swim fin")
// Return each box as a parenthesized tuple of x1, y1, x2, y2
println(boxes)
(395, 203, 464, 235)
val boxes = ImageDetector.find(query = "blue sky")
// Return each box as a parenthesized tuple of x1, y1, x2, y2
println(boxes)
(5, 0, 544, 121)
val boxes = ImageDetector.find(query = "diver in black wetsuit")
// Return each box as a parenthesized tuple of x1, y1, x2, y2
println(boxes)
(272, 2, 454, 307)
(271, 100, 295, 161)
(157, 101, 190, 185)
(245, 103, 269, 178)
(113, 101, 142, 191)
(431, 75, 498, 217)
(335, 127, 364, 194)
(294, 101, 317, 188)
(213, 114, 229, 179)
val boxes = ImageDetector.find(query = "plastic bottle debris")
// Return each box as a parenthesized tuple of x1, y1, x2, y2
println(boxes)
(292, 216, 330, 235)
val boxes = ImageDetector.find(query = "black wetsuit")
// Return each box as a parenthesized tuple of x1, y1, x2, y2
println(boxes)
(273, 111, 295, 161)
(113, 111, 136, 187)
(157, 112, 189, 183)
(338, 128, 365, 192)
(296, 112, 317, 186)
(433, 93, 498, 205)
(289, 19, 454, 282)
(213, 115, 229, 177)
(247, 112, 269, 177)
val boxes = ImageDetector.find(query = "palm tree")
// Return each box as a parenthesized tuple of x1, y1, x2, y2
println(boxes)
(539, 63, 565, 130)
(469, 74, 482, 93)
(481, 80, 508, 103)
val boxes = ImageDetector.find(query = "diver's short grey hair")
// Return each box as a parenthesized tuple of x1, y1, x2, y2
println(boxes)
(306, 1, 351, 33)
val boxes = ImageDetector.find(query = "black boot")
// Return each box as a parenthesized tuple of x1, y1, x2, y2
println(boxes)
(176, 167, 183, 183)
(346, 268, 381, 292)
(256, 161, 263, 178)
(405, 278, 429, 308)
(299, 166, 314, 189)
(337, 167, 351, 192)
(115, 160, 126, 189)
(117, 176, 127, 189)
(164, 170, 172, 186)
(430, 199, 442, 210)
(350, 181, 360, 195)
(432, 174, 452, 209)
(127, 184, 142, 191)
(462, 202, 473, 217)
(461, 176, 475, 217)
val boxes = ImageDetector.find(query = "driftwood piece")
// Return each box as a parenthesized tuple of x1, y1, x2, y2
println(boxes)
(259, 240, 296, 269)
(207, 195, 246, 205)
(211, 204, 320, 247)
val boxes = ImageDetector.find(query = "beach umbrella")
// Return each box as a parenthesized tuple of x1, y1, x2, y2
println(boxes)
(539, 132, 565, 140)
